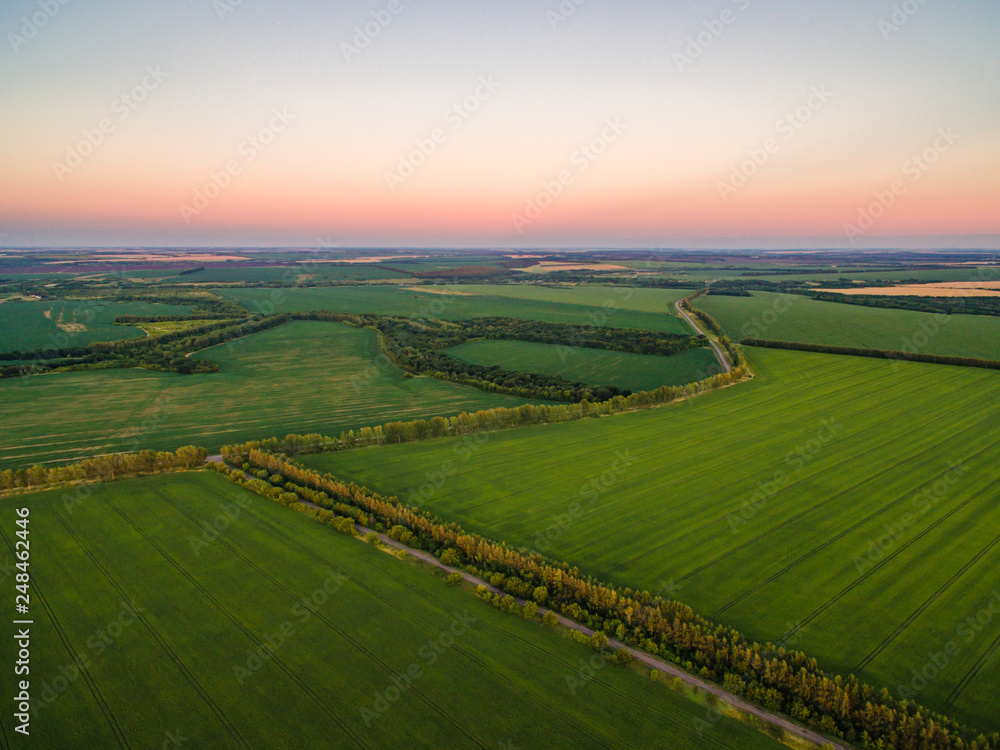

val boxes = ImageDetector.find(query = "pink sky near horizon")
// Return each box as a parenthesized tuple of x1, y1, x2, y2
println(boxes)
(2, 0, 999, 249)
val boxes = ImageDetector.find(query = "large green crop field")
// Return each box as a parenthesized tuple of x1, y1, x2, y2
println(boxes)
(446, 340, 721, 392)
(0, 471, 785, 750)
(696, 291, 1000, 361)
(305, 346, 1000, 733)
(0, 300, 189, 353)
(0, 322, 530, 469)
(220, 286, 691, 334)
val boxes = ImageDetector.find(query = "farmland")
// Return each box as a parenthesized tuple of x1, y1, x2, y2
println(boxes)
(695, 291, 1000, 361)
(0, 471, 786, 750)
(449, 284, 693, 313)
(0, 321, 531, 469)
(220, 285, 691, 334)
(0, 300, 190, 353)
(304, 346, 1000, 733)
(156, 264, 410, 284)
(446, 340, 721, 392)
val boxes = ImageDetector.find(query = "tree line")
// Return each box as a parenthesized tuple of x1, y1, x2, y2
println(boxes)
(741, 339, 1000, 371)
(0, 446, 207, 492)
(228, 448, 997, 750)
(808, 292, 1000, 318)
(289, 311, 706, 403)
(0, 315, 287, 378)
(220, 353, 749, 461)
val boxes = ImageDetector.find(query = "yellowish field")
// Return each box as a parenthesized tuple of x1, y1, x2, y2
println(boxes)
(818, 282, 1000, 297)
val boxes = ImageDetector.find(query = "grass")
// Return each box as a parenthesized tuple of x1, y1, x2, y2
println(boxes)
(0, 321, 532, 469)
(695, 291, 1000, 361)
(136, 319, 226, 336)
(219, 285, 691, 334)
(445, 340, 721, 392)
(303, 346, 1000, 734)
(0, 471, 788, 750)
(0, 300, 189, 353)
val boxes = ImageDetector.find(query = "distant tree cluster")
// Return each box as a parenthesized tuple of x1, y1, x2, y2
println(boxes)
(0, 315, 286, 378)
(808, 292, 1000, 318)
(742, 339, 1000, 371)
(222, 365, 749, 464)
(290, 311, 706, 402)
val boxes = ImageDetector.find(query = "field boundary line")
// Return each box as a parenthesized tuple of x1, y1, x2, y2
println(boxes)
(229, 497, 633, 750)
(93, 493, 374, 750)
(673, 410, 1000, 585)
(49, 500, 253, 749)
(150, 487, 493, 750)
(742, 339, 1000, 372)
(0, 526, 130, 750)
(778, 476, 1000, 643)
(855, 529, 1000, 673)
(597, 372, 985, 573)
(947, 630, 1000, 705)
(716, 435, 1000, 616)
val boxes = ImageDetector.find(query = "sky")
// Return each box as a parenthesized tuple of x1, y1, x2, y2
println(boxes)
(1, 0, 998, 249)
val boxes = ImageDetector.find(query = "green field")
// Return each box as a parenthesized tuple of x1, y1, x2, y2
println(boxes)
(304, 346, 1000, 733)
(0, 471, 786, 749)
(0, 300, 189, 353)
(446, 340, 721, 392)
(452, 284, 693, 314)
(219, 286, 691, 334)
(156, 265, 409, 283)
(0, 321, 531, 469)
(696, 291, 1000, 361)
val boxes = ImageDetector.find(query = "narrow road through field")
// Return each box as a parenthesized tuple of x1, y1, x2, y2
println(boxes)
(370, 526, 843, 749)
(265, 482, 842, 750)
(675, 300, 732, 374)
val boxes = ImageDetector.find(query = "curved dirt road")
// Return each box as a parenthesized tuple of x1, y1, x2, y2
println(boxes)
(675, 300, 732, 374)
